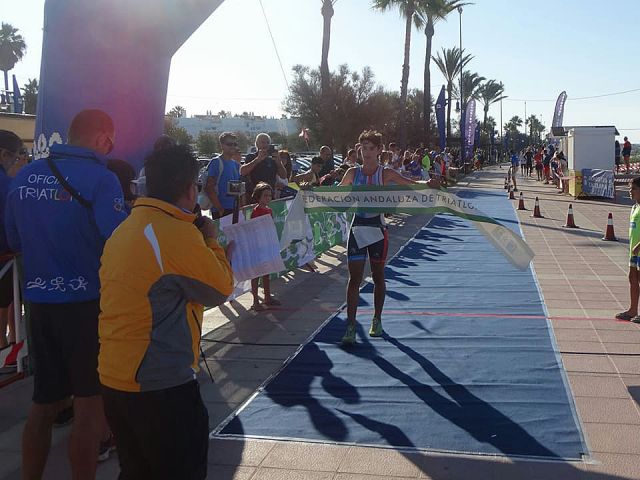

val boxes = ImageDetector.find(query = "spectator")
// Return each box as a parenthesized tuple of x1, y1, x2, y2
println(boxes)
(99, 144, 234, 479)
(534, 147, 544, 181)
(6, 109, 127, 478)
(380, 150, 391, 167)
(294, 157, 323, 187)
(616, 177, 640, 323)
(249, 182, 281, 311)
(615, 140, 621, 173)
(317, 145, 336, 177)
(542, 146, 552, 184)
(623, 136, 632, 173)
(240, 133, 287, 197)
(107, 159, 137, 214)
(204, 132, 241, 219)
(0, 130, 23, 351)
(278, 149, 293, 181)
(345, 149, 358, 167)
(524, 147, 534, 176)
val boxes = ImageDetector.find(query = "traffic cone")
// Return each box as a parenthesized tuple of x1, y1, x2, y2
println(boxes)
(602, 213, 617, 241)
(563, 204, 578, 228)
(531, 197, 543, 218)
(509, 186, 515, 200)
(517, 192, 527, 210)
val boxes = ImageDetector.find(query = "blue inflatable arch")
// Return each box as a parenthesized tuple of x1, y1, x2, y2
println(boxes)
(34, 0, 225, 171)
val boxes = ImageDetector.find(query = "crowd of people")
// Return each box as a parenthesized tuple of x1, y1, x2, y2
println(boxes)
(506, 144, 569, 193)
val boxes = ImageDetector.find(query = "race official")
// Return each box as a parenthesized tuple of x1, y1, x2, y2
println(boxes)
(5, 109, 126, 479)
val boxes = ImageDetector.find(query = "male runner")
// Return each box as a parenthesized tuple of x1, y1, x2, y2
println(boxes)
(338, 130, 440, 345)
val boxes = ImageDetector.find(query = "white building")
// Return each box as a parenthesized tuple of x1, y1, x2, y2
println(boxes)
(176, 113, 300, 143)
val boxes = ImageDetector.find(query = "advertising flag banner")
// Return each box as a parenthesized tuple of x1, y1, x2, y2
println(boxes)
(464, 99, 477, 162)
(435, 86, 446, 149)
(552, 91, 567, 128)
(12, 75, 22, 114)
(301, 185, 534, 270)
(34, 0, 225, 170)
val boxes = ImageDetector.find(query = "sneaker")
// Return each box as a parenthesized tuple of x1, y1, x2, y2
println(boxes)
(98, 434, 116, 462)
(369, 317, 383, 337)
(341, 324, 356, 346)
(53, 406, 74, 428)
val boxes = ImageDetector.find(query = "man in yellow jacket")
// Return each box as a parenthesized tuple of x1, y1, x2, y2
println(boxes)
(98, 145, 234, 479)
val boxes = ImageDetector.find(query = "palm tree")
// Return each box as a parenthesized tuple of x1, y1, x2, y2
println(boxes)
(0, 23, 26, 96)
(372, 0, 423, 148)
(320, 1, 335, 98)
(477, 80, 506, 132)
(416, 0, 468, 143)
(454, 70, 485, 107)
(525, 114, 545, 143)
(433, 46, 472, 142)
(21, 78, 38, 115)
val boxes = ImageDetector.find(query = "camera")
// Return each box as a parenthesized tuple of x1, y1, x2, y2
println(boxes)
(267, 144, 277, 155)
(227, 180, 246, 197)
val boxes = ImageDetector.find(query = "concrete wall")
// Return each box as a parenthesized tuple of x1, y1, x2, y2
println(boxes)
(0, 113, 36, 148)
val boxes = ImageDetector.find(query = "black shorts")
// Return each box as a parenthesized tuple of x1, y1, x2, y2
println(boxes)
(29, 300, 100, 404)
(0, 263, 13, 308)
(102, 380, 209, 480)
(347, 217, 388, 265)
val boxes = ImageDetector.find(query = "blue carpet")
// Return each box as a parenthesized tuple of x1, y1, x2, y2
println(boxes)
(218, 189, 587, 459)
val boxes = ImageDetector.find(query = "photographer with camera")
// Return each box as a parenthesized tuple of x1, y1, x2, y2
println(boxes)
(240, 133, 287, 199)
(204, 132, 242, 219)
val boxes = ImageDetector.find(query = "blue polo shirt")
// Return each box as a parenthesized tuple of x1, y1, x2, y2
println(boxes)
(5, 143, 127, 303)
(207, 155, 240, 210)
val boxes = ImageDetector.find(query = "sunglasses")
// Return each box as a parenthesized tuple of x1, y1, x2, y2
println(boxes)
(223, 142, 238, 147)
(362, 144, 378, 151)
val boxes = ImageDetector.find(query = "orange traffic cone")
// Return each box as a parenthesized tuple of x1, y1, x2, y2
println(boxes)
(509, 186, 515, 200)
(563, 204, 578, 228)
(531, 197, 543, 218)
(517, 192, 527, 210)
(602, 212, 617, 241)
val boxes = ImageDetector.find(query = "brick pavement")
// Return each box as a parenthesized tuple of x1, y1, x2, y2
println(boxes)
(1, 166, 639, 479)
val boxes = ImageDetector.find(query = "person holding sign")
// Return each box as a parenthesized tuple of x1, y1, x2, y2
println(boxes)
(338, 130, 440, 345)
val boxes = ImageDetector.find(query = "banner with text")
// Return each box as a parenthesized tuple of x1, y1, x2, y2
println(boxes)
(581, 169, 615, 199)
(301, 185, 534, 270)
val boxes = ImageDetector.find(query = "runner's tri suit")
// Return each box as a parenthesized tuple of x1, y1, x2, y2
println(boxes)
(347, 165, 388, 264)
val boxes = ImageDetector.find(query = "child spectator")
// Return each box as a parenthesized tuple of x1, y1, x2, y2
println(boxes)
(250, 182, 281, 310)
(616, 177, 640, 322)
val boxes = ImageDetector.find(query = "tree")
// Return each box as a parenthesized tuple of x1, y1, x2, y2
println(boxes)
(167, 105, 186, 118)
(504, 115, 524, 149)
(0, 23, 26, 95)
(477, 79, 506, 132)
(372, 0, 423, 149)
(217, 110, 230, 118)
(21, 78, 38, 115)
(164, 117, 193, 146)
(196, 131, 218, 157)
(525, 114, 545, 143)
(416, 0, 468, 142)
(433, 46, 472, 143)
(284, 64, 395, 155)
(454, 70, 484, 107)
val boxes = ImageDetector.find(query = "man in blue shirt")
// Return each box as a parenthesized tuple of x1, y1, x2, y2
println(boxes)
(509, 150, 519, 192)
(6, 109, 127, 479)
(204, 132, 240, 218)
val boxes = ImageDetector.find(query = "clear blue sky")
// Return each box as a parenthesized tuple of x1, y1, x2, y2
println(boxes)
(5, 0, 640, 139)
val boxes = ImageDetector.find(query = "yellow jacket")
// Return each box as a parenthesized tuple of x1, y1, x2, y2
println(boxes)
(98, 198, 233, 392)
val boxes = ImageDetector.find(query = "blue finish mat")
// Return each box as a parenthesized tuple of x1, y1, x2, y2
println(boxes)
(217, 190, 588, 460)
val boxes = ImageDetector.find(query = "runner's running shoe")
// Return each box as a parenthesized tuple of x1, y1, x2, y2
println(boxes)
(369, 317, 383, 337)
(341, 324, 356, 345)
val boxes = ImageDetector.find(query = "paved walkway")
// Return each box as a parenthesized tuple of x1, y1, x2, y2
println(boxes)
(1, 166, 639, 479)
